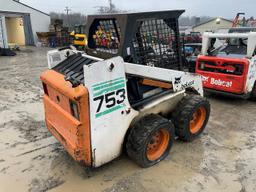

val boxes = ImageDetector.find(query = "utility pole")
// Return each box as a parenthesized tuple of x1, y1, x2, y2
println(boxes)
(108, 0, 113, 12)
(64, 6, 71, 27)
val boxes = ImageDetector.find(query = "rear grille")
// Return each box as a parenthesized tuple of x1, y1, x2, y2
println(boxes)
(53, 53, 96, 84)
(198, 60, 244, 75)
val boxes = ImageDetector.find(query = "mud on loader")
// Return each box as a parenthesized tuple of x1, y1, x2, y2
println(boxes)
(41, 10, 210, 168)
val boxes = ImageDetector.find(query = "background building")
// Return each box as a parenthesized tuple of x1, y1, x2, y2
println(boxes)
(192, 17, 233, 34)
(0, 0, 50, 47)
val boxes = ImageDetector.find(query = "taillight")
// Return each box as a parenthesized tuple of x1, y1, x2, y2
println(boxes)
(226, 65, 236, 73)
(70, 100, 80, 120)
(42, 83, 48, 95)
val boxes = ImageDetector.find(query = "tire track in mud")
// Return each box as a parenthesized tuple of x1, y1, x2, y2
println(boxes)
(8, 116, 51, 143)
(103, 171, 147, 192)
(29, 177, 65, 192)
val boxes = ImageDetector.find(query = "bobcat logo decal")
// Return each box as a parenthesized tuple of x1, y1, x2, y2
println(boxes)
(174, 77, 182, 84)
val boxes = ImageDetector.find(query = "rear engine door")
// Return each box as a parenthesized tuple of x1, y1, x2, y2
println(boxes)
(196, 56, 249, 94)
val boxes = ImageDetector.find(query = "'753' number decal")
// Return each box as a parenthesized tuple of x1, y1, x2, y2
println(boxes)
(93, 88, 126, 113)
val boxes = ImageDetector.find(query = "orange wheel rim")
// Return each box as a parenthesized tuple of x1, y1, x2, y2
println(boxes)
(146, 129, 170, 161)
(190, 107, 206, 134)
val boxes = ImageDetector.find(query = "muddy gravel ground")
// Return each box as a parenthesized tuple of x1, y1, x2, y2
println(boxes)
(0, 47, 256, 192)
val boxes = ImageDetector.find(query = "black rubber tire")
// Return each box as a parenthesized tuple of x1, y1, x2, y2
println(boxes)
(172, 95, 210, 142)
(126, 114, 175, 168)
(251, 82, 256, 100)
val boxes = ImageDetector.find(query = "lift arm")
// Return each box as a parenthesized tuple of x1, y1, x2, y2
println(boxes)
(47, 49, 204, 96)
(124, 62, 203, 96)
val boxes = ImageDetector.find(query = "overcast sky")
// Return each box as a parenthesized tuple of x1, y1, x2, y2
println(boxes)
(21, 0, 255, 18)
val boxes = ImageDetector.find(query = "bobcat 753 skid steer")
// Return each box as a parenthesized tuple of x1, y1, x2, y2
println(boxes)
(41, 10, 210, 168)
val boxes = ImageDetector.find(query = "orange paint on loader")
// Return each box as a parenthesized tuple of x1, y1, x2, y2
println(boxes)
(190, 107, 206, 134)
(40, 70, 92, 165)
(141, 78, 173, 89)
(146, 129, 170, 161)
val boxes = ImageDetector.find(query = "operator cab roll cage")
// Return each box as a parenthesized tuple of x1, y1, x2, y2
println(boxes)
(83, 10, 187, 103)
(202, 32, 256, 58)
(85, 10, 185, 71)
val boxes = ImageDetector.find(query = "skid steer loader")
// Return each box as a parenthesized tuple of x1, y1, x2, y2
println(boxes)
(196, 32, 256, 99)
(41, 10, 210, 168)
(70, 25, 87, 50)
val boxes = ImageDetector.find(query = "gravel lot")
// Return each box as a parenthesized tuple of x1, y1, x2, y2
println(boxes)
(0, 47, 256, 192)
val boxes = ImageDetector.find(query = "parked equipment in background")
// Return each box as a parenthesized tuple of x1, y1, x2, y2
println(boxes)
(182, 32, 202, 44)
(37, 19, 70, 47)
(231, 13, 256, 28)
(37, 32, 56, 47)
(229, 27, 256, 33)
(232, 13, 245, 27)
(196, 32, 256, 99)
(70, 25, 87, 50)
(40, 10, 210, 168)
(183, 43, 202, 72)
